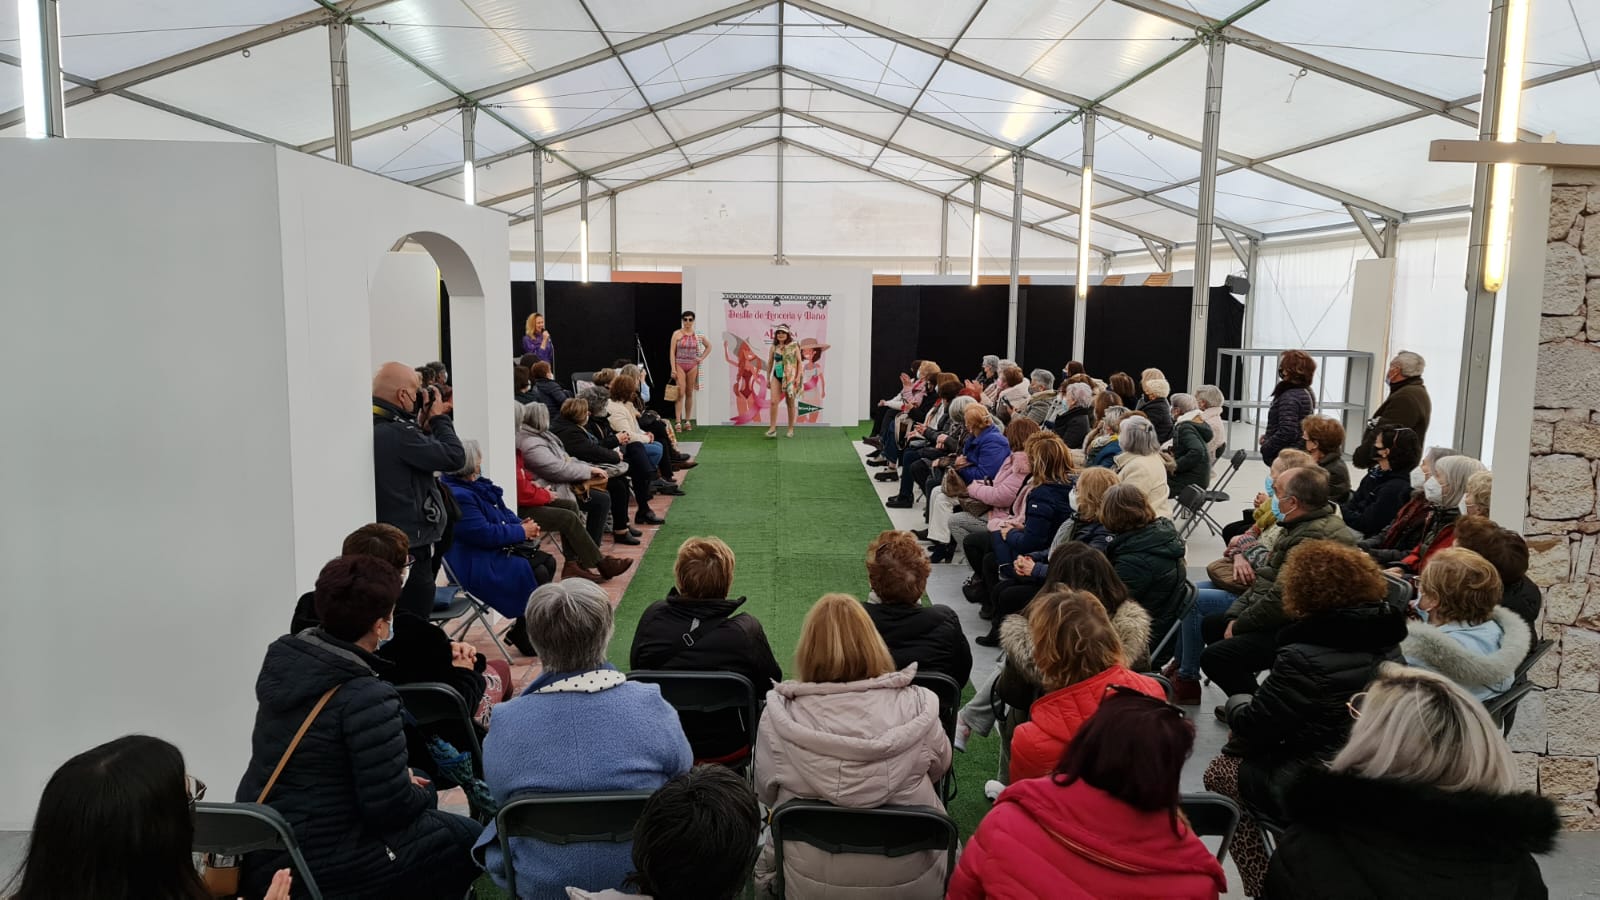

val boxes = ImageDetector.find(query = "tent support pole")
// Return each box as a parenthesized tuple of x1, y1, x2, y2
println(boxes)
(533, 151, 545, 315)
(1008, 153, 1024, 361)
(328, 19, 351, 164)
(1188, 34, 1225, 392)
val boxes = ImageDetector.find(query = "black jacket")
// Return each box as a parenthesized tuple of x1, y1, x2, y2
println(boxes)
(866, 601, 974, 689)
(629, 596, 782, 759)
(373, 398, 465, 547)
(1352, 376, 1432, 469)
(1106, 518, 1187, 656)
(1319, 454, 1352, 505)
(1341, 467, 1413, 537)
(1167, 417, 1214, 495)
(1264, 769, 1557, 900)
(1142, 396, 1175, 444)
(552, 412, 623, 466)
(1227, 602, 1406, 811)
(1502, 576, 1543, 635)
(237, 630, 481, 899)
(1261, 384, 1314, 466)
(1050, 405, 1092, 449)
(529, 377, 571, 417)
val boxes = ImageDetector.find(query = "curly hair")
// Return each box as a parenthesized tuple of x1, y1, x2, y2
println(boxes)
(1279, 540, 1386, 619)
(866, 530, 931, 606)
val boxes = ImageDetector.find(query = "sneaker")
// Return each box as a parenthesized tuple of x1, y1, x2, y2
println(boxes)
(1174, 676, 1202, 706)
(954, 721, 972, 753)
(597, 556, 635, 579)
(984, 780, 1005, 802)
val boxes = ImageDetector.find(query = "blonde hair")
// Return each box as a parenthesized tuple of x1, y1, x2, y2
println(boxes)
(1027, 433, 1074, 484)
(1333, 663, 1516, 794)
(674, 537, 736, 600)
(1028, 589, 1125, 691)
(1140, 368, 1165, 384)
(964, 404, 993, 431)
(1074, 468, 1121, 523)
(524, 312, 543, 336)
(917, 360, 942, 379)
(795, 594, 896, 684)
(1143, 377, 1171, 399)
(1418, 548, 1502, 625)
(1465, 471, 1493, 516)
(1270, 448, 1317, 475)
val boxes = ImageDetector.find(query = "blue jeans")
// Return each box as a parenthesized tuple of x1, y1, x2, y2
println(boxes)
(1180, 581, 1239, 679)
(642, 441, 664, 469)
(877, 409, 903, 464)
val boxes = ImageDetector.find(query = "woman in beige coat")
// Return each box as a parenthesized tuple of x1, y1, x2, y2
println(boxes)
(1115, 416, 1174, 518)
(753, 593, 952, 899)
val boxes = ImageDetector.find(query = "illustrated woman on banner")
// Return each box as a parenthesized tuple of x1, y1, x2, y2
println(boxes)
(669, 310, 711, 432)
(799, 337, 829, 424)
(723, 332, 768, 426)
(765, 324, 802, 439)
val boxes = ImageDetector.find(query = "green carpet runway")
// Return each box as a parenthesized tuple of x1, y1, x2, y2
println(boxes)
(609, 424, 998, 836)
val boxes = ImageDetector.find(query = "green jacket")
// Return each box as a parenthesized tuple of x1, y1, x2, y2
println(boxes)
(1226, 504, 1357, 635)
(1107, 518, 1188, 620)
(1352, 377, 1431, 469)
(1167, 417, 1214, 495)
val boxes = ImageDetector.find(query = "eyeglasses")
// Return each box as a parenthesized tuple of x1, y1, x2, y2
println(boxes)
(401, 555, 415, 582)
(186, 774, 207, 809)
(1346, 691, 1367, 719)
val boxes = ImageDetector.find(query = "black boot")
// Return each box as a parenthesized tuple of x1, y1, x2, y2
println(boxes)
(928, 541, 955, 564)
(504, 617, 536, 657)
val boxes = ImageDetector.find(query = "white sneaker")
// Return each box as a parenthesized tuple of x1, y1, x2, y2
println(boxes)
(984, 779, 1005, 802)
(953, 721, 972, 752)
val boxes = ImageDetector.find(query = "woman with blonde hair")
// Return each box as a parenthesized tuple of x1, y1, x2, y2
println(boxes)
(1067, 466, 1120, 552)
(522, 312, 554, 365)
(1264, 665, 1558, 898)
(989, 432, 1075, 577)
(1403, 547, 1529, 700)
(753, 594, 951, 898)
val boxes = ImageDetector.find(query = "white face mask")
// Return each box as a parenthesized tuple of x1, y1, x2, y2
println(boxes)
(1410, 468, 1427, 489)
(1423, 477, 1443, 505)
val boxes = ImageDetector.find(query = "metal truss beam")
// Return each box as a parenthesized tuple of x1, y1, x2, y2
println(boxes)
(785, 0, 1402, 219)
(409, 68, 778, 188)
(866, 0, 989, 170)
(575, 0, 693, 169)
(298, 0, 777, 153)
(0, 0, 400, 131)
(512, 137, 780, 224)
(1140, 238, 1172, 271)
(1220, 227, 1249, 269)
(1344, 204, 1387, 256)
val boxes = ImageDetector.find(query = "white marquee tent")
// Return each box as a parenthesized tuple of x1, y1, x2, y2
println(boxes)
(5, 0, 1599, 444)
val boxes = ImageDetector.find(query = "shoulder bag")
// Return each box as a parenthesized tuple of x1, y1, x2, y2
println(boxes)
(202, 686, 339, 897)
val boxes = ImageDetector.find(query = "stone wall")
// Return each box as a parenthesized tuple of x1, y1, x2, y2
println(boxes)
(1512, 167, 1600, 829)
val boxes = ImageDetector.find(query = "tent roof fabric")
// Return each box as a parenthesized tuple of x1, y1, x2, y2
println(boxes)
(3, 0, 1598, 254)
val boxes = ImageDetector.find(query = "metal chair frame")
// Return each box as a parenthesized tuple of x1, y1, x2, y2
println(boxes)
(769, 800, 958, 898)
(192, 802, 323, 900)
(911, 670, 962, 804)
(435, 557, 515, 666)
(1180, 791, 1243, 863)
(494, 791, 653, 898)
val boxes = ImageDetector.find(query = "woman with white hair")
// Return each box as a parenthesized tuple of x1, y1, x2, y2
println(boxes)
(1139, 377, 1175, 443)
(1085, 405, 1130, 469)
(474, 581, 692, 898)
(516, 404, 634, 582)
(1165, 392, 1214, 497)
(1050, 381, 1095, 449)
(1263, 665, 1557, 898)
(1114, 417, 1173, 518)
(1194, 384, 1227, 459)
(1371, 455, 1487, 576)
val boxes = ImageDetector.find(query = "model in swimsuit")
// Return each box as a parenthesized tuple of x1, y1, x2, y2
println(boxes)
(669, 311, 710, 430)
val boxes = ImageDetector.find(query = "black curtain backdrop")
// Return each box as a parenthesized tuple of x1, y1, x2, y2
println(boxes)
(1021, 284, 1076, 376)
(509, 282, 683, 416)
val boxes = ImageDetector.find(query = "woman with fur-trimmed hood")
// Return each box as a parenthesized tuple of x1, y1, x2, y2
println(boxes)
(1402, 548, 1531, 701)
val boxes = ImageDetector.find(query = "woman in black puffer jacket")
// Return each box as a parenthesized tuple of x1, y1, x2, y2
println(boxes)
(238, 557, 482, 900)
(1260, 350, 1317, 466)
(1341, 424, 1421, 537)
(1204, 539, 1406, 898)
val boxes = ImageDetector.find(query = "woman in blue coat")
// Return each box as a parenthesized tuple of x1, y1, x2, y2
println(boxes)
(441, 440, 546, 618)
(993, 434, 1075, 571)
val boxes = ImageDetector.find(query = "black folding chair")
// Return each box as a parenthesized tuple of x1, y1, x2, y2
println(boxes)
(396, 682, 483, 765)
(1486, 680, 1539, 734)
(1148, 579, 1197, 667)
(571, 370, 597, 394)
(1174, 484, 1211, 540)
(1178, 450, 1247, 539)
(911, 670, 962, 803)
(495, 791, 654, 898)
(625, 671, 760, 771)
(435, 558, 515, 666)
(192, 802, 323, 900)
(1180, 792, 1242, 863)
(769, 800, 958, 897)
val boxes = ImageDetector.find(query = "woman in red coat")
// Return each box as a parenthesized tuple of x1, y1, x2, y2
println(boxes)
(1006, 589, 1166, 782)
(951, 689, 1227, 899)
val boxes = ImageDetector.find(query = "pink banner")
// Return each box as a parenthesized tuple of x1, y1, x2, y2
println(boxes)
(720, 293, 831, 425)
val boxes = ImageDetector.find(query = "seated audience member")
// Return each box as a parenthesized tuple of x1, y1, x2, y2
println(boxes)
(1194, 384, 1227, 458)
(1264, 665, 1559, 899)
(1359, 445, 1458, 559)
(517, 406, 636, 580)
(1063, 466, 1120, 553)
(515, 365, 537, 405)
(1260, 349, 1317, 466)
(885, 393, 975, 505)
(1372, 454, 1486, 576)
(528, 360, 570, 416)
(863, 530, 973, 687)
(996, 364, 1029, 418)
(887, 402, 1008, 509)
(620, 370, 696, 479)
(879, 372, 958, 487)
(566, 766, 762, 900)
(293, 523, 510, 729)
(929, 416, 1037, 564)
(1202, 467, 1357, 698)
(1050, 381, 1095, 448)
(582, 384, 672, 503)
(443, 438, 559, 601)
(949, 691, 1227, 900)
(1005, 590, 1166, 783)
(1139, 377, 1175, 443)
(1465, 469, 1492, 517)
(6, 735, 294, 900)
(989, 433, 1075, 575)
(1206, 540, 1406, 898)
(605, 373, 678, 494)
(1403, 548, 1530, 701)
(477, 582, 692, 898)
(1085, 404, 1128, 467)
(1135, 368, 1163, 406)
(1165, 392, 1213, 497)
(864, 362, 927, 466)
(1301, 414, 1352, 504)
(966, 354, 1000, 396)
(552, 397, 641, 546)
(1101, 483, 1186, 658)
(629, 537, 783, 762)
(1021, 368, 1056, 423)
(1453, 515, 1542, 631)
(1115, 417, 1173, 518)
(1342, 424, 1422, 537)
(754, 594, 951, 899)
(239, 556, 483, 900)
(1107, 372, 1138, 405)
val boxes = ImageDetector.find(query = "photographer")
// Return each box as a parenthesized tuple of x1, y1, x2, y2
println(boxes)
(372, 361, 465, 617)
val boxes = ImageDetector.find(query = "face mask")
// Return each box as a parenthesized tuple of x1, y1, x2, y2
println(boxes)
(1264, 476, 1276, 496)
(376, 615, 396, 649)
(1270, 495, 1286, 523)
(1423, 477, 1443, 505)
(1410, 468, 1426, 489)
(1413, 601, 1429, 624)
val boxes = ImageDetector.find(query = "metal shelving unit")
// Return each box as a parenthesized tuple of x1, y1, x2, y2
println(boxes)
(1216, 348, 1374, 460)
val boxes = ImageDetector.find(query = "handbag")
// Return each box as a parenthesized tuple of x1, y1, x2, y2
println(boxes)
(1206, 557, 1248, 594)
(663, 382, 680, 402)
(202, 686, 339, 897)
(573, 474, 611, 501)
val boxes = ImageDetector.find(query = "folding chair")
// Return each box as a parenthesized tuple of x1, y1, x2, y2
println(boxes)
(1174, 484, 1211, 540)
(1517, 639, 1555, 682)
(396, 682, 483, 766)
(1143, 672, 1175, 702)
(1179, 792, 1242, 863)
(1148, 579, 1197, 667)
(571, 370, 597, 395)
(1178, 450, 1248, 539)
(434, 558, 515, 666)
(769, 800, 959, 898)
(495, 791, 654, 899)
(911, 670, 962, 803)
(625, 671, 760, 772)
(192, 802, 323, 900)
(1485, 680, 1539, 733)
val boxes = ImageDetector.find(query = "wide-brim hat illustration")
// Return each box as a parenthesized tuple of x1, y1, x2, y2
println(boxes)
(799, 337, 831, 351)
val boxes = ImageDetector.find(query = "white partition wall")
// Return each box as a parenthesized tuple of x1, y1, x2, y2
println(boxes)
(370, 252, 444, 366)
(0, 139, 508, 830)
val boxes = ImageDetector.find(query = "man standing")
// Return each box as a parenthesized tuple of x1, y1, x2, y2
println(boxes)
(1352, 351, 1431, 469)
(372, 361, 465, 617)
(1200, 466, 1357, 701)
